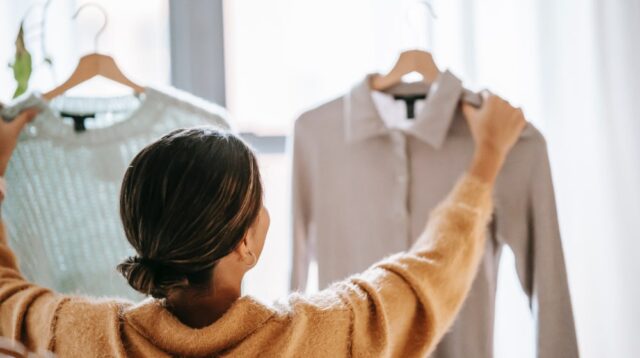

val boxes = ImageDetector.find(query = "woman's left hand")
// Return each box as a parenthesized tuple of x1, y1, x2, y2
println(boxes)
(0, 107, 39, 176)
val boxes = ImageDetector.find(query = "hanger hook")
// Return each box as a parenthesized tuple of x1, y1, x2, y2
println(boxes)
(406, 0, 438, 49)
(419, 0, 438, 19)
(72, 2, 108, 53)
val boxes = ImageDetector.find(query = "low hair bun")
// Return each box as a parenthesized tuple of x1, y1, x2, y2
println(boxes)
(117, 256, 188, 299)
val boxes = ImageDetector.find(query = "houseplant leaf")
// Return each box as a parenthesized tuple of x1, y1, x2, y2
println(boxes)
(10, 23, 33, 99)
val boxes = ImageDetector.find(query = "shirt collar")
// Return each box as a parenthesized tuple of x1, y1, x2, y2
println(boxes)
(345, 70, 480, 149)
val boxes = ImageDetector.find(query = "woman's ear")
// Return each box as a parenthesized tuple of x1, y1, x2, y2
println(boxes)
(232, 207, 269, 270)
(234, 238, 257, 269)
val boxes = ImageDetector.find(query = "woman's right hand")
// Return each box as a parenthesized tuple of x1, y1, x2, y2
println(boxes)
(462, 92, 527, 183)
(0, 107, 38, 176)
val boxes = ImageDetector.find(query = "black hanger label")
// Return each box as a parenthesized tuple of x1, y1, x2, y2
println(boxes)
(393, 94, 426, 119)
(59, 111, 96, 132)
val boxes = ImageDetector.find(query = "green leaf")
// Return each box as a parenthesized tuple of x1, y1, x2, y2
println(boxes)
(11, 23, 33, 98)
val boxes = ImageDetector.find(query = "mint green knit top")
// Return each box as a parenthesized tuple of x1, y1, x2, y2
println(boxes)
(2, 87, 230, 300)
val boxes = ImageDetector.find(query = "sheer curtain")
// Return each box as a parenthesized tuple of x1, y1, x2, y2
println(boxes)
(451, 0, 640, 357)
(544, 1, 640, 356)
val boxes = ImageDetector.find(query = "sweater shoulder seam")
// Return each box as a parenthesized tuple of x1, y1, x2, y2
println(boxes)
(334, 287, 355, 358)
(47, 296, 71, 353)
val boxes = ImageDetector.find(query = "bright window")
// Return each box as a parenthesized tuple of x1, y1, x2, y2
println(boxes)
(222, 0, 458, 135)
(0, 0, 170, 101)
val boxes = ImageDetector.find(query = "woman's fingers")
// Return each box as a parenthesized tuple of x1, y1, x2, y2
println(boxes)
(463, 91, 527, 158)
(462, 102, 478, 123)
(8, 108, 38, 131)
(1, 108, 38, 142)
(0, 108, 40, 175)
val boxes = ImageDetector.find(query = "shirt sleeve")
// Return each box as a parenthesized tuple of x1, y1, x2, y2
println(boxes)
(505, 136, 579, 358)
(0, 218, 63, 353)
(307, 173, 494, 357)
(289, 117, 314, 292)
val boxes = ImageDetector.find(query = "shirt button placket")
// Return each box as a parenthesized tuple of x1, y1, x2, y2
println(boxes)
(390, 131, 410, 244)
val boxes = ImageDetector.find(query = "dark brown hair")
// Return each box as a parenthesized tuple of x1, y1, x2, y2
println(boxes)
(117, 127, 263, 299)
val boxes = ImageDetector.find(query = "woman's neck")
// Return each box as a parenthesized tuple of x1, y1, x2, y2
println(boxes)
(167, 287, 241, 328)
(165, 256, 246, 328)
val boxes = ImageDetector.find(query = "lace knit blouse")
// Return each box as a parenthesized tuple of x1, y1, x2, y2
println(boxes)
(2, 87, 230, 300)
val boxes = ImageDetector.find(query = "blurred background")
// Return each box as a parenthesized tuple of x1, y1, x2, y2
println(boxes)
(1, 0, 639, 357)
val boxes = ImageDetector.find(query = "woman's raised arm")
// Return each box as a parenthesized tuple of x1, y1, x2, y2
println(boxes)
(0, 108, 64, 352)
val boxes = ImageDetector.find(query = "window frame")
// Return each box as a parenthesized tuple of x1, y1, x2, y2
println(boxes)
(168, 0, 286, 153)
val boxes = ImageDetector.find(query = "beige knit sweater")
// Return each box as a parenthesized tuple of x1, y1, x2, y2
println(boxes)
(0, 174, 492, 357)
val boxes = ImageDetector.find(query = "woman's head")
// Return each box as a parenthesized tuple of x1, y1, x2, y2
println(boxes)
(117, 127, 268, 299)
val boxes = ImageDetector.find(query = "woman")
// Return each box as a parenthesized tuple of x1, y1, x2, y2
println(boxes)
(0, 94, 525, 357)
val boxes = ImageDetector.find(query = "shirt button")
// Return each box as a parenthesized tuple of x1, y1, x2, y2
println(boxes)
(26, 123, 38, 137)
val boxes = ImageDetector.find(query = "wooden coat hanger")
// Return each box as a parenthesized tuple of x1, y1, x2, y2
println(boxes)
(370, 49, 441, 91)
(43, 3, 143, 101)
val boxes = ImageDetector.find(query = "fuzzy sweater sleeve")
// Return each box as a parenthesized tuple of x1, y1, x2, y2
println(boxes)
(333, 173, 493, 357)
(0, 214, 62, 353)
